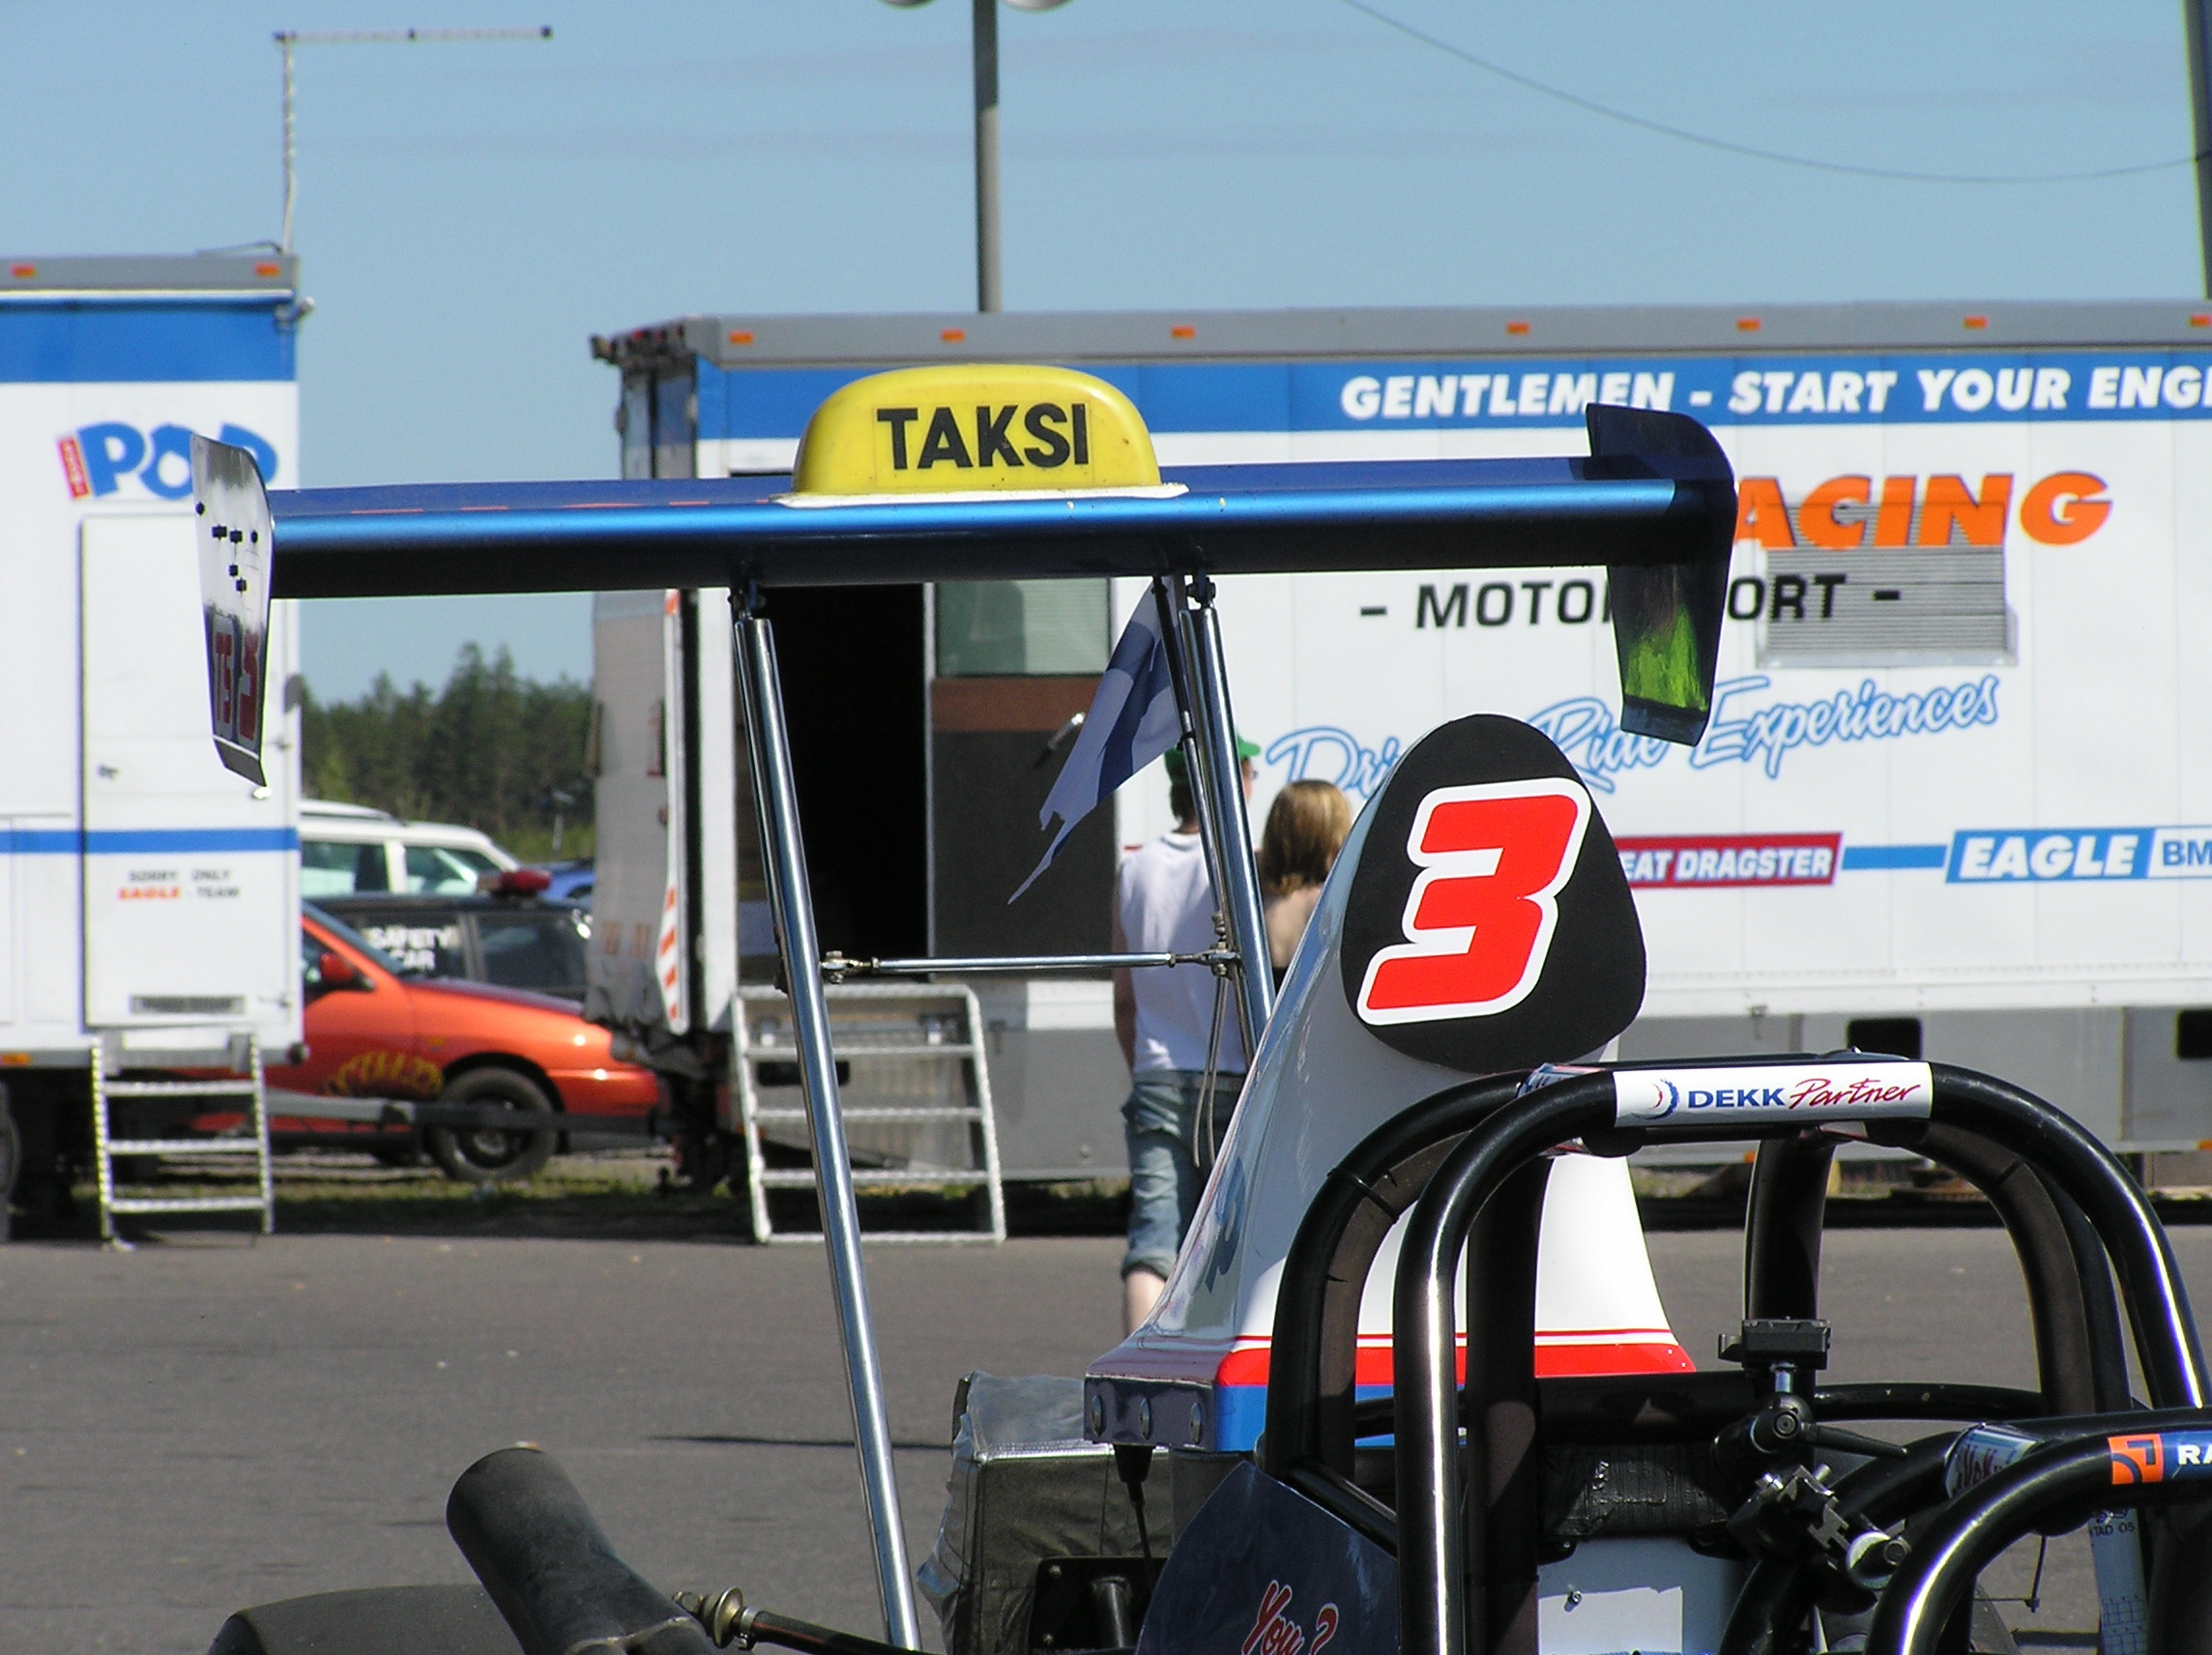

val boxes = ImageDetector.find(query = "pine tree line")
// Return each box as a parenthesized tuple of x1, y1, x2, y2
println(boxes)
(301, 646, 595, 860)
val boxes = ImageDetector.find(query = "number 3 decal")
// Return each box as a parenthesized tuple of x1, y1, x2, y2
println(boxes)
(1355, 778, 1590, 1026)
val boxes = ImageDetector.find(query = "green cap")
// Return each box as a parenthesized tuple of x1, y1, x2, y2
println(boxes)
(1163, 737, 1260, 780)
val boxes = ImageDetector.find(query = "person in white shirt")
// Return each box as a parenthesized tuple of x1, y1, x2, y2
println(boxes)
(1112, 740, 1256, 1333)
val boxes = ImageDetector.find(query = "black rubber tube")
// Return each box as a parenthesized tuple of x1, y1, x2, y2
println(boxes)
(1917, 1121, 2106, 1415)
(2042, 1165, 2136, 1412)
(447, 1445, 715, 1655)
(1744, 1134, 1835, 1321)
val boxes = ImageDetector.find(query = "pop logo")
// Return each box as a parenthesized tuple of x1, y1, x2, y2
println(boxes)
(1242, 1582, 1339, 1655)
(57, 421, 277, 502)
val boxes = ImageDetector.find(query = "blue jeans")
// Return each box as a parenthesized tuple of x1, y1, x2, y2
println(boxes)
(1121, 1068, 1244, 1281)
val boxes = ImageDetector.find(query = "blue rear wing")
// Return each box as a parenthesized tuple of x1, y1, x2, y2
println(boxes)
(248, 402, 1734, 740)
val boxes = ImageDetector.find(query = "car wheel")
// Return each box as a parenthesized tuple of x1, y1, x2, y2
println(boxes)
(426, 1068, 558, 1184)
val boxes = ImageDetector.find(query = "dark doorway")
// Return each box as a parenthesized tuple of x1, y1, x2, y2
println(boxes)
(1845, 1017, 1923, 1060)
(762, 586, 928, 961)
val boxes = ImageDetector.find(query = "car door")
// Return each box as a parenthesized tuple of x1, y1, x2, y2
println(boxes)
(343, 905, 467, 980)
(267, 923, 432, 1130)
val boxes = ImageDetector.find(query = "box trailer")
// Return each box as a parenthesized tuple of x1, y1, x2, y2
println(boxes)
(588, 300, 2212, 1170)
(0, 255, 304, 1225)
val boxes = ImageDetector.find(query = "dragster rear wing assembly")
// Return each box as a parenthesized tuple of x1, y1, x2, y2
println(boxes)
(192, 364, 1736, 1647)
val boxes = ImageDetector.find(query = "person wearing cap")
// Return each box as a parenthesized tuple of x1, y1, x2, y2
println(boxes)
(1112, 736, 1258, 1333)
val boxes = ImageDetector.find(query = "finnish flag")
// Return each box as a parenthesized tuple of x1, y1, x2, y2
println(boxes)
(1011, 592, 1180, 901)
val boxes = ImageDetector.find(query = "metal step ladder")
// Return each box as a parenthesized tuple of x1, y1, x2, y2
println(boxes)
(735, 982, 1004, 1245)
(91, 1040, 276, 1241)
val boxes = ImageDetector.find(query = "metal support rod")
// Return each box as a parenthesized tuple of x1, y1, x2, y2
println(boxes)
(734, 605, 920, 1649)
(1184, 575, 1277, 1048)
(972, 0, 1002, 312)
(829, 949, 1238, 977)
(1150, 577, 1244, 1052)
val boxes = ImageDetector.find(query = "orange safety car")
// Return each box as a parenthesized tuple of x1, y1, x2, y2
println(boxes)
(266, 904, 663, 1181)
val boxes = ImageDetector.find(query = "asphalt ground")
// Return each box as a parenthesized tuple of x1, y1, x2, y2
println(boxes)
(6, 1209, 2208, 1652)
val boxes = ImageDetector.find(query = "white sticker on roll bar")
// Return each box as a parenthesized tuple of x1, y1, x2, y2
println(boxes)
(1612, 1061, 1935, 1127)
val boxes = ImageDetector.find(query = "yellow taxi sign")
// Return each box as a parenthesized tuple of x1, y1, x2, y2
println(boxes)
(790, 364, 1163, 499)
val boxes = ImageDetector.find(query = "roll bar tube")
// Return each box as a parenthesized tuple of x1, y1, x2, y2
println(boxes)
(1745, 1123, 2129, 1415)
(1392, 1061, 2210, 1655)
(1863, 1413, 2212, 1655)
(1928, 1064, 2206, 1408)
(1394, 1076, 1616, 1655)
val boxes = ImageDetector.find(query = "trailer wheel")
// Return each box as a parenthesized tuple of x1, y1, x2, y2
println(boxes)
(426, 1069, 558, 1184)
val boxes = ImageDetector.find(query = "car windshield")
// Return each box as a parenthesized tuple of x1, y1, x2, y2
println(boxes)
(406, 843, 502, 893)
(303, 903, 409, 975)
(302, 839, 391, 897)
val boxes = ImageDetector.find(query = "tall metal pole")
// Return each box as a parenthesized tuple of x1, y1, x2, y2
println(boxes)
(279, 35, 299, 252)
(973, 0, 1003, 312)
(1182, 578, 1275, 1049)
(2187, 0, 2212, 295)
(734, 604, 921, 1650)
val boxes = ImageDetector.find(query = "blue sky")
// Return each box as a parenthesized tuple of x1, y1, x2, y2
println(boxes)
(6, 0, 2203, 698)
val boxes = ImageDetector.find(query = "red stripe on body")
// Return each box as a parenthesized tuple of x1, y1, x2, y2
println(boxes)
(1214, 1335, 1696, 1387)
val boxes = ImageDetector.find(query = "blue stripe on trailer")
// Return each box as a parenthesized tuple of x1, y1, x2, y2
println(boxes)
(1841, 844, 1950, 871)
(698, 351, 2212, 439)
(0, 302, 297, 384)
(6, 828, 300, 854)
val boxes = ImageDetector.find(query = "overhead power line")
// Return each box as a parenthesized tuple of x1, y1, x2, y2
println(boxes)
(1336, 0, 2202, 187)
(275, 25, 554, 252)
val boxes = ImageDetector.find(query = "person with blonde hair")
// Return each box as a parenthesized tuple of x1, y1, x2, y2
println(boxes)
(1257, 779, 1353, 980)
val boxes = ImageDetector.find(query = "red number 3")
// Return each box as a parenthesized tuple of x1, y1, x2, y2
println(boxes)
(1356, 779, 1589, 1025)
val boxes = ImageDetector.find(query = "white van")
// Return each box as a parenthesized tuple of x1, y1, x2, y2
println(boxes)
(300, 799, 519, 898)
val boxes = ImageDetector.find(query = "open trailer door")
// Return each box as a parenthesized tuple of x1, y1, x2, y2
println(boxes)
(80, 510, 298, 1061)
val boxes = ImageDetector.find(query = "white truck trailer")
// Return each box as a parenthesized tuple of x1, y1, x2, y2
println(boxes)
(587, 300, 2212, 1176)
(0, 255, 304, 1228)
